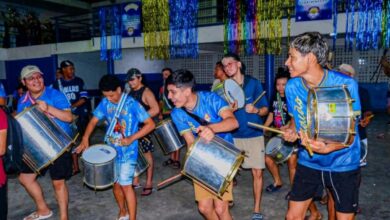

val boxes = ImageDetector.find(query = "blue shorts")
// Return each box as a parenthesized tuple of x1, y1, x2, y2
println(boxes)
(115, 159, 136, 186)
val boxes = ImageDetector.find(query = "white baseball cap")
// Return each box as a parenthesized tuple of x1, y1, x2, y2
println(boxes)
(21, 65, 43, 79)
(338, 63, 356, 77)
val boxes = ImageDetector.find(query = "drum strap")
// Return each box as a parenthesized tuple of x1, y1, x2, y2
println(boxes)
(104, 92, 128, 143)
(181, 108, 209, 126)
(276, 93, 286, 126)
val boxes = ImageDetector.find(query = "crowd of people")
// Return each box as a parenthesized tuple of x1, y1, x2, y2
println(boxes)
(0, 31, 386, 220)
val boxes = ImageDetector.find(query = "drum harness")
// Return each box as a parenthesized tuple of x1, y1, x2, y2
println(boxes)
(104, 92, 129, 144)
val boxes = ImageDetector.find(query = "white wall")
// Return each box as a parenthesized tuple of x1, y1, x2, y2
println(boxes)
(57, 51, 107, 89)
(114, 48, 165, 74)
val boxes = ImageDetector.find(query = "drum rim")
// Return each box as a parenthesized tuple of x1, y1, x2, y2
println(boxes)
(223, 79, 245, 109)
(156, 118, 173, 127)
(265, 136, 284, 155)
(81, 144, 117, 164)
(83, 177, 117, 190)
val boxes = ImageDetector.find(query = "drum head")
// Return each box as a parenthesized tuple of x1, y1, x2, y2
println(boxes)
(83, 145, 117, 164)
(223, 79, 245, 108)
(265, 136, 283, 155)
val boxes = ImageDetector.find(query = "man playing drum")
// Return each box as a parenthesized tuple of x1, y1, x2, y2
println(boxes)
(283, 32, 362, 220)
(127, 68, 160, 196)
(158, 67, 181, 169)
(53, 60, 89, 176)
(221, 53, 269, 220)
(76, 74, 155, 220)
(17, 65, 74, 220)
(166, 69, 238, 220)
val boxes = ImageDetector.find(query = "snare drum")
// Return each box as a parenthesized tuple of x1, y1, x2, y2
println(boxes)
(134, 149, 149, 177)
(265, 136, 294, 164)
(212, 79, 245, 108)
(82, 144, 117, 190)
(16, 105, 73, 173)
(307, 86, 355, 145)
(182, 136, 244, 197)
(154, 119, 185, 154)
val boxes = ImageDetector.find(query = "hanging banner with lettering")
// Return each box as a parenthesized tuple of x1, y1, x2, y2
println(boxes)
(295, 0, 332, 22)
(122, 2, 142, 37)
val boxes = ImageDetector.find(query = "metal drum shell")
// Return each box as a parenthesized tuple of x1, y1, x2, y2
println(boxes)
(154, 119, 185, 154)
(265, 136, 294, 164)
(182, 136, 244, 198)
(82, 145, 117, 190)
(307, 85, 355, 146)
(134, 149, 149, 177)
(16, 105, 73, 173)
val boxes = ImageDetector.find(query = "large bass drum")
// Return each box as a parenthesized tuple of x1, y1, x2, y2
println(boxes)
(182, 136, 244, 197)
(154, 119, 185, 154)
(16, 105, 73, 173)
(307, 85, 355, 145)
(82, 144, 117, 190)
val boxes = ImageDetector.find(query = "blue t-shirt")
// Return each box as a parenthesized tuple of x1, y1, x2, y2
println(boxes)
(171, 91, 233, 143)
(93, 95, 150, 163)
(53, 76, 88, 115)
(285, 69, 361, 172)
(232, 75, 268, 138)
(17, 87, 72, 135)
(0, 83, 5, 98)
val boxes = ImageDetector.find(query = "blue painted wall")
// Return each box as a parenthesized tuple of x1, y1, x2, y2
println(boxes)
(5, 55, 57, 94)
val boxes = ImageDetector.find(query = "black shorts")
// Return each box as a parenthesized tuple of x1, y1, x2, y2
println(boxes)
(290, 164, 360, 213)
(21, 151, 72, 180)
(139, 135, 155, 153)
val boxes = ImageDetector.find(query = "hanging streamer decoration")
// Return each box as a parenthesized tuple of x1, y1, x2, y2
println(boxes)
(256, 0, 285, 55)
(142, 0, 170, 60)
(99, 7, 108, 61)
(356, 0, 383, 51)
(345, 0, 356, 51)
(332, 0, 338, 52)
(382, 0, 390, 48)
(169, 0, 199, 58)
(111, 5, 122, 60)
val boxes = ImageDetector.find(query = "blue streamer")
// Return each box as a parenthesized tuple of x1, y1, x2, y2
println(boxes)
(387, 0, 390, 48)
(111, 5, 122, 60)
(169, 0, 198, 58)
(99, 7, 108, 61)
(332, 0, 338, 51)
(356, 0, 383, 50)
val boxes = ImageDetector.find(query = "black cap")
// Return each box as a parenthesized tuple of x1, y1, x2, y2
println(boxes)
(126, 68, 142, 81)
(60, 60, 74, 68)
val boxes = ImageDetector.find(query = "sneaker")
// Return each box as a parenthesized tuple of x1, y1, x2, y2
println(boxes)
(252, 212, 264, 220)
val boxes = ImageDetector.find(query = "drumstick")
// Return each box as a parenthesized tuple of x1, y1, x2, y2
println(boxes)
(252, 91, 266, 105)
(248, 122, 314, 156)
(157, 173, 183, 190)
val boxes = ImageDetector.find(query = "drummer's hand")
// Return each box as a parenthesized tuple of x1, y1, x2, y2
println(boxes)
(282, 128, 298, 142)
(299, 130, 328, 154)
(280, 125, 289, 132)
(245, 103, 257, 114)
(75, 137, 89, 154)
(36, 100, 49, 112)
(197, 126, 215, 143)
(360, 112, 373, 127)
(120, 136, 134, 146)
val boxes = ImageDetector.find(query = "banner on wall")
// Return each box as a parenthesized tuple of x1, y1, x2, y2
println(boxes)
(295, 0, 332, 22)
(122, 2, 142, 37)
